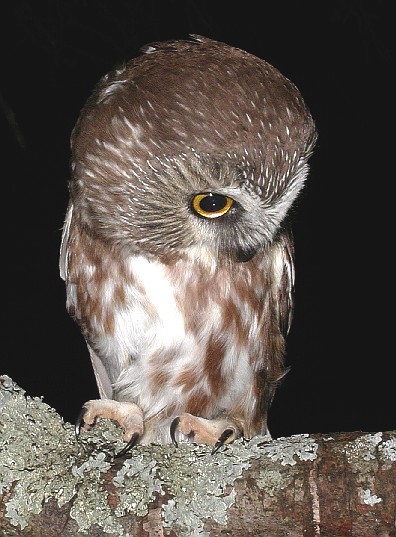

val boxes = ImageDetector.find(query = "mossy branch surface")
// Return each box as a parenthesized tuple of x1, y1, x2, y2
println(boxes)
(1, 375, 395, 536)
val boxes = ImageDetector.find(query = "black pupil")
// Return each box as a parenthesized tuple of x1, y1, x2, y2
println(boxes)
(200, 193, 227, 212)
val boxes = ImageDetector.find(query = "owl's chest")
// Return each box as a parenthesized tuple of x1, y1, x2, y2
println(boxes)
(73, 251, 267, 373)
(129, 253, 260, 323)
(110, 253, 267, 411)
(113, 253, 266, 362)
(71, 250, 270, 412)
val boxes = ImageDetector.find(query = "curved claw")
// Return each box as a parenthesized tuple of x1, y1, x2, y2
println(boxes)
(170, 416, 180, 447)
(75, 406, 88, 440)
(114, 432, 140, 458)
(211, 428, 235, 455)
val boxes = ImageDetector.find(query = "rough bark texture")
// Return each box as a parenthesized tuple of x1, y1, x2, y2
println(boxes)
(0, 375, 395, 537)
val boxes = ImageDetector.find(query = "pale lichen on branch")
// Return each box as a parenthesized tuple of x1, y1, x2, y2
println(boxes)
(1, 375, 395, 537)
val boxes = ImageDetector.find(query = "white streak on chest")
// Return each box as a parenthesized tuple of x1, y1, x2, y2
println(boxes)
(130, 255, 186, 338)
(106, 256, 186, 364)
(111, 256, 202, 412)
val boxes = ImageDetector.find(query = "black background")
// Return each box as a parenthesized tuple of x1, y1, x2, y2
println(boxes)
(2, 1, 394, 438)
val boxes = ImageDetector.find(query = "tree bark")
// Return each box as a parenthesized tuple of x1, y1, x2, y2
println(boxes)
(1, 375, 395, 536)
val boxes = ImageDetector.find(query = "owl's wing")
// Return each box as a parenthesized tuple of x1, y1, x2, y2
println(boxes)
(274, 229, 295, 339)
(59, 202, 73, 281)
(59, 202, 114, 400)
(87, 344, 114, 399)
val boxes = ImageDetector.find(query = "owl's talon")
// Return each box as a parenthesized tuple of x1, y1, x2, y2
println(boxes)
(75, 406, 88, 440)
(211, 428, 235, 455)
(170, 416, 180, 447)
(114, 431, 140, 458)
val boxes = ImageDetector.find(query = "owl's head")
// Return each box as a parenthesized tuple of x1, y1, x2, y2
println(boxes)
(69, 35, 317, 263)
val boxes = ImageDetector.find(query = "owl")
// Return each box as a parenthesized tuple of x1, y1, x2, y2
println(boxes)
(60, 35, 317, 456)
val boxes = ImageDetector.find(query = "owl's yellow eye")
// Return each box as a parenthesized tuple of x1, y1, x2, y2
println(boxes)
(191, 193, 234, 219)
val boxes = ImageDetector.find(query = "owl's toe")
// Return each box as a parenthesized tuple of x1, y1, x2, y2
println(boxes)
(74, 399, 144, 455)
(170, 413, 242, 452)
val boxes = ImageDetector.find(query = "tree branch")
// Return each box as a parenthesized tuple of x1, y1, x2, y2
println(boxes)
(0, 375, 395, 536)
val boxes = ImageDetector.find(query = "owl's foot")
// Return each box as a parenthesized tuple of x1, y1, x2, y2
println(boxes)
(75, 399, 144, 457)
(170, 413, 242, 454)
